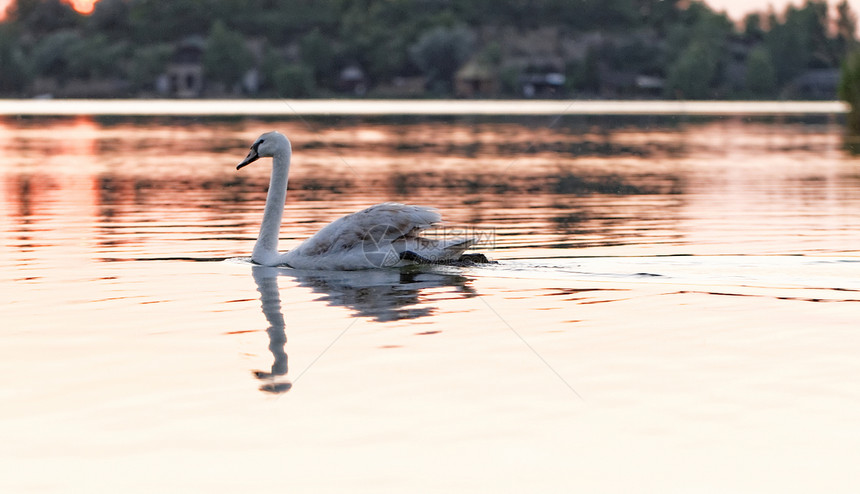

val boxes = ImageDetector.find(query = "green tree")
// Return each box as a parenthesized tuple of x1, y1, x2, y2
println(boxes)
(300, 28, 336, 85)
(5, 0, 81, 35)
(337, 0, 426, 84)
(765, 12, 809, 85)
(797, 1, 836, 67)
(203, 21, 253, 90)
(409, 25, 475, 93)
(742, 13, 765, 44)
(835, 0, 858, 60)
(127, 44, 173, 92)
(260, 46, 286, 92)
(273, 64, 314, 98)
(636, 0, 683, 36)
(86, 0, 131, 38)
(229, 0, 340, 42)
(6, 0, 853, 101)
(665, 41, 720, 99)
(128, 0, 213, 42)
(839, 50, 860, 133)
(30, 30, 80, 81)
(765, 2, 836, 85)
(663, 3, 730, 99)
(28, 30, 128, 82)
(567, 47, 601, 95)
(68, 34, 129, 79)
(745, 46, 778, 97)
(664, 2, 731, 71)
(0, 24, 30, 94)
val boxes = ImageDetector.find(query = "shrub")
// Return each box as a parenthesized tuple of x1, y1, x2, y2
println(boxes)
(839, 50, 860, 133)
(273, 64, 315, 98)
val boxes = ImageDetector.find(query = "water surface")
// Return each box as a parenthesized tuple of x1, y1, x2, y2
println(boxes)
(1, 111, 859, 492)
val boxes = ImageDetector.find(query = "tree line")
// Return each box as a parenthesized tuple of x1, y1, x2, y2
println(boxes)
(0, 0, 857, 98)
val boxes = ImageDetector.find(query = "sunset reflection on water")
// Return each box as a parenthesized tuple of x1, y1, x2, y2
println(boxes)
(4, 114, 856, 260)
(2, 113, 860, 493)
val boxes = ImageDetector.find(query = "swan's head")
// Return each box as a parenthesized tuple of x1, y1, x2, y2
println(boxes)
(237, 131, 291, 170)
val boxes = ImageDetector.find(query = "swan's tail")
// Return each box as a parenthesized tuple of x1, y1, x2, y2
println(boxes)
(438, 237, 478, 259)
(399, 236, 479, 264)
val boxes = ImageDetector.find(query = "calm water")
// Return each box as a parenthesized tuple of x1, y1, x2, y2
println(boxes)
(2, 109, 860, 492)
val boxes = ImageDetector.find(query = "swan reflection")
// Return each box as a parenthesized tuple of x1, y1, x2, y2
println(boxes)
(251, 266, 292, 394)
(248, 265, 479, 394)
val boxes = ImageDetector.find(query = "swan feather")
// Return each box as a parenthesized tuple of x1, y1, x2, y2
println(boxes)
(281, 202, 475, 270)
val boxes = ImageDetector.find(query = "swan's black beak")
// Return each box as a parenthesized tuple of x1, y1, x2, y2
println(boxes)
(237, 148, 260, 170)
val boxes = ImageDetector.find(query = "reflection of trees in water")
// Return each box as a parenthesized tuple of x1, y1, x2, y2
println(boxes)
(389, 169, 685, 197)
(2, 173, 64, 258)
(248, 265, 478, 394)
(86, 169, 686, 211)
(3, 168, 689, 257)
(83, 169, 687, 234)
(549, 203, 685, 249)
(387, 168, 687, 250)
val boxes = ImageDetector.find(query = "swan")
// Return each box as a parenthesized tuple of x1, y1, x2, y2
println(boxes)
(236, 131, 477, 270)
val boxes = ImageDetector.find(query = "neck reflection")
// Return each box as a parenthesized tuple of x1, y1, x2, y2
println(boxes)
(251, 265, 292, 394)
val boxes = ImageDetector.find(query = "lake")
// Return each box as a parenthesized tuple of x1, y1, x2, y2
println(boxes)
(2, 102, 859, 493)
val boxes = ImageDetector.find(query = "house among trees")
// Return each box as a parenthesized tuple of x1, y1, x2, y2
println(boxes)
(157, 37, 205, 98)
(598, 69, 665, 98)
(0, 0, 858, 101)
(784, 69, 841, 99)
(519, 65, 566, 98)
(338, 65, 368, 96)
(455, 60, 498, 97)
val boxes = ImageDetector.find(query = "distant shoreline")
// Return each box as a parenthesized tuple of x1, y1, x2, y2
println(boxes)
(0, 99, 848, 116)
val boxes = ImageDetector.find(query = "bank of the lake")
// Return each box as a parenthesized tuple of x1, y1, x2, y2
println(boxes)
(0, 99, 849, 116)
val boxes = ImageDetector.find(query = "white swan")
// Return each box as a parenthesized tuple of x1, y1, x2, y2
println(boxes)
(237, 131, 476, 270)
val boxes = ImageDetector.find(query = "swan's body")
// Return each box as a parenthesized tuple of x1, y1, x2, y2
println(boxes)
(237, 131, 476, 270)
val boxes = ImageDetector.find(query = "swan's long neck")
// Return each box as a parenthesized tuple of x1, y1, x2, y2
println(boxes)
(252, 147, 291, 265)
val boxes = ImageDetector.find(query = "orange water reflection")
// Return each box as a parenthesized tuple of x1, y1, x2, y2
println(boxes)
(2, 114, 860, 492)
(1, 114, 858, 268)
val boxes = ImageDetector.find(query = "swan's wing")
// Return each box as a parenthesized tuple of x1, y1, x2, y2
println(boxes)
(285, 202, 441, 261)
(282, 202, 482, 269)
(347, 202, 442, 241)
